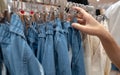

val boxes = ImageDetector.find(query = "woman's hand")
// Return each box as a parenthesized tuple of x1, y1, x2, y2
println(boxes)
(72, 7, 120, 69)
(72, 7, 105, 36)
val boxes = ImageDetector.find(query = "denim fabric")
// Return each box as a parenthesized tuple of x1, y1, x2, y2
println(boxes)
(0, 46, 2, 75)
(0, 13, 44, 75)
(54, 18, 72, 75)
(37, 24, 46, 63)
(111, 63, 120, 72)
(62, 21, 71, 50)
(27, 22, 38, 56)
(70, 18, 86, 75)
(0, 23, 11, 75)
(42, 22, 56, 75)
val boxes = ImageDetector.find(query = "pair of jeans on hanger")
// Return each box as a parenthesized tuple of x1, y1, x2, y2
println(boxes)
(69, 18, 86, 75)
(0, 13, 44, 75)
(27, 17, 86, 75)
(61, 19, 86, 75)
(37, 22, 56, 75)
(54, 18, 72, 75)
(0, 22, 10, 75)
(29, 19, 73, 75)
(27, 22, 38, 56)
(27, 20, 56, 75)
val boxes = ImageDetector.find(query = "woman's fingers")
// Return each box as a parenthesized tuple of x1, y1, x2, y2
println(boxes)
(72, 23, 86, 31)
(77, 18, 86, 24)
(72, 7, 88, 16)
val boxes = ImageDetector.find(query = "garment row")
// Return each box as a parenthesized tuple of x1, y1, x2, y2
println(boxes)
(83, 19, 111, 75)
(0, 13, 86, 75)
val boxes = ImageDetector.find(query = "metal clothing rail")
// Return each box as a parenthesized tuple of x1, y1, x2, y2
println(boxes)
(13, 0, 60, 7)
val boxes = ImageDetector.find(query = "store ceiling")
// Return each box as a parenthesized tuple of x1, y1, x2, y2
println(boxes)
(88, 0, 118, 8)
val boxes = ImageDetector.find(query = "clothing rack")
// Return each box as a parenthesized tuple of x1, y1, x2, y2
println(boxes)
(20, 0, 60, 7)
(12, 0, 60, 7)
(6, 0, 60, 17)
(6, 0, 96, 15)
(66, 2, 95, 11)
(4, 0, 101, 22)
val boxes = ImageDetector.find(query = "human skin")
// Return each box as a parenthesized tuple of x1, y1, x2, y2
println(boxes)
(72, 7, 120, 69)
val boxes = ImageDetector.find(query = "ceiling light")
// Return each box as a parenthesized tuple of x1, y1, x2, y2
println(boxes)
(97, 0, 100, 2)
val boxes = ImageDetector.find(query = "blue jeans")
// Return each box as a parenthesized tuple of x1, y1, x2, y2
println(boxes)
(37, 24, 46, 63)
(43, 22, 56, 75)
(0, 22, 11, 75)
(70, 18, 86, 75)
(62, 21, 71, 50)
(0, 46, 2, 75)
(37, 22, 56, 75)
(27, 22, 38, 56)
(0, 13, 44, 75)
(0, 23, 10, 75)
(54, 18, 72, 75)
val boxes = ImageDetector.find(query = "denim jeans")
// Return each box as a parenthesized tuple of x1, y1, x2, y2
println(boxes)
(37, 24, 46, 63)
(0, 46, 2, 75)
(27, 22, 38, 56)
(0, 23, 11, 75)
(0, 13, 44, 75)
(62, 21, 71, 50)
(39, 22, 55, 75)
(54, 18, 72, 75)
(70, 18, 86, 75)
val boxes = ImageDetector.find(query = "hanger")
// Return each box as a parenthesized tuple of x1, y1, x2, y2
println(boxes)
(23, 0, 35, 29)
(29, 0, 35, 23)
(41, 5, 47, 23)
(45, 8, 50, 22)
(59, 6, 66, 21)
(34, 4, 40, 24)
(19, 0, 25, 24)
(47, 6, 54, 21)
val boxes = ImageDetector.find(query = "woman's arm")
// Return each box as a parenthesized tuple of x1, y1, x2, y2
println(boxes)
(72, 7, 120, 69)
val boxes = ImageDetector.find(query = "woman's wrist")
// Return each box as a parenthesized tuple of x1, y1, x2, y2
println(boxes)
(96, 24, 110, 39)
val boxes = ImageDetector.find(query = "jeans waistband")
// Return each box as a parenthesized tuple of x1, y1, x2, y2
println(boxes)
(62, 21, 70, 33)
(45, 22, 54, 35)
(38, 24, 46, 38)
(54, 18, 64, 33)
